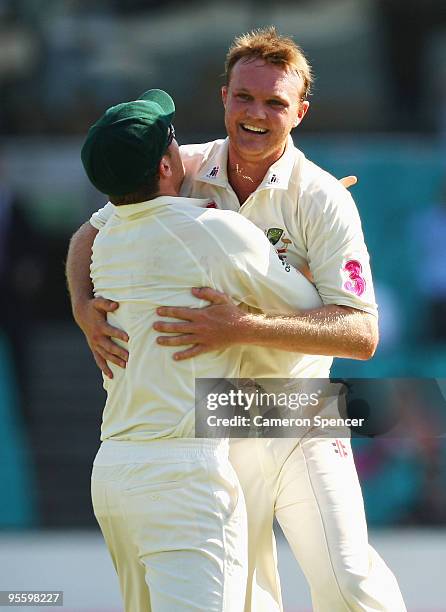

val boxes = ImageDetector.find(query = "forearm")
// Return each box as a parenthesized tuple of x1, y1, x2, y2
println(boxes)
(234, 305, 379, 360)
(66, 221, 98, 323)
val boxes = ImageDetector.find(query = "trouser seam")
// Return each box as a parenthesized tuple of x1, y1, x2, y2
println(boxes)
(203, 455, 228, 612)
(263, 441, 285, 612)
(299, 441, 352, 612)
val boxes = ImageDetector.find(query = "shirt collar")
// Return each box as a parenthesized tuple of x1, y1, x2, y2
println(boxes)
(195, 138, 230, 187)
(195, 136, 296, 191)
(111, 195, 210, 218)
(256, 136, 296, 191)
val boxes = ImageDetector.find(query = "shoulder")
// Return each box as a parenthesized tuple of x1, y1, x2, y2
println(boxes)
(296, 153, 359, 222)
(299, 155, 350, 204)
(196, 208, 265, 250)
(198, 207, 254, 233)
(180, 140, 225, 182)
(180, 139, 225, 166)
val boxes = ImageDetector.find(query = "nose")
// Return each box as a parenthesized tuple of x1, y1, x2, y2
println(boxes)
(246, 101, 267, 121)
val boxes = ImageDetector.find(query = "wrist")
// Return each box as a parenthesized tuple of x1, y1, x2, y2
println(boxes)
(232, 312, 265, 346)
(71, 294, 93, 328)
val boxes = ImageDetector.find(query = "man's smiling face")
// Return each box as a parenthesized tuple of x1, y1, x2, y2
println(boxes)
(222, 58, 309, 165)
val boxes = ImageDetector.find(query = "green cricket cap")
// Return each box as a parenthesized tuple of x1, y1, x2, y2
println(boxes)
(81, 89, 175, 196)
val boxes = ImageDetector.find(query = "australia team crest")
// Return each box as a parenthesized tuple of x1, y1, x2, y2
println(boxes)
(265, 227, 291, 261)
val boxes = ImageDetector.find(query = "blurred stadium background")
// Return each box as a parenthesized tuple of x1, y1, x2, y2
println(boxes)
(1, 0, 446, 610)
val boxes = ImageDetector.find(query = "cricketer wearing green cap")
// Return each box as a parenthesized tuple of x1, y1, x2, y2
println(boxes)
(81, 88, 178, 199)
(83, 89, 323, 612)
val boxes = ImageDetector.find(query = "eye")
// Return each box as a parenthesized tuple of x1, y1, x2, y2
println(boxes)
(236, 93, 251, 101)
(268, 99, 285, 107)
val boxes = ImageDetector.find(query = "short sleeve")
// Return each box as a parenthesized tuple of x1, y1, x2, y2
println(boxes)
(302, 182, 377, 317)
(90, 202, 114, 230)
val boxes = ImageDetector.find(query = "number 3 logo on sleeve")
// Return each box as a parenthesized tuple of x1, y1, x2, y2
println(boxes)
(342, 259, 366, 296)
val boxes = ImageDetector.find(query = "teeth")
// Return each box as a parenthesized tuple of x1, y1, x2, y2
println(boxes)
(242, 124, 267, 133)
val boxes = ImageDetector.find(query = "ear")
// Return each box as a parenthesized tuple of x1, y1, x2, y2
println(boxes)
(221, 85, 228, 108)
(158, 154, 173, 179)
(293, 100, 309, 127)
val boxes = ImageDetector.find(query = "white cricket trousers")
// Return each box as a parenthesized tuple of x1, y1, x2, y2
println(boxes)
(91, 438, 247, 612)
(229, 436, 407, 612)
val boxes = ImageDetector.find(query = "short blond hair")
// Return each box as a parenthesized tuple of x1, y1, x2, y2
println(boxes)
(225, 26, 313, 99)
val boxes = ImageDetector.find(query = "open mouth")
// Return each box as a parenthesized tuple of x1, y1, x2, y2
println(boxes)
(240, 123, 268, 134)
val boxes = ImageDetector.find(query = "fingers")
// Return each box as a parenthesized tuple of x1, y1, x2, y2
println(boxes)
(339, 175, 358, 189)
(156, 334, 196, 347)
(93, 296, 120, 313)
(192, 287, 231, 304)
(94, 343, 127, 369)
(96, 336, 129, 362)
(101, 321, 129, 343)
(92, 350, 114, 379)
(153, 321, 193, 333)
(156, 306, 197, 321)
(80, 297, 128, 342)
(173, 344, 206, 361)
(155, 288, 230, 320)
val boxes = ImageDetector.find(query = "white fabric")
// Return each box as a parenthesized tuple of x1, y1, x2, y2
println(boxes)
(92, 438, 247, 612)
(229, 436, 407, 612)
(90, 195, 322, 442)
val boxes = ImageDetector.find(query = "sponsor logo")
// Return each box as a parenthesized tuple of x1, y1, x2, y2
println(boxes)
(332, 439, 348, 457)
(265, 173, 280, 186)
(206, 201, 218, 209)
(342, 259, 366, 297)
(205, 166, 220, 179)
(277, 237, 292, 260)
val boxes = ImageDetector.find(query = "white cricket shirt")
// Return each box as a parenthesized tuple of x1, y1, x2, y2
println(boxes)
(91, 196, 322, 441)
(90, 138, 377, 380)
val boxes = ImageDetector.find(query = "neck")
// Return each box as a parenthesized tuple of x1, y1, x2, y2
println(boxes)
(156, 188, 179, 197)
(227, 141, 287, 204)
(110, 181, 179, 206)
(156, 178, 180, 198)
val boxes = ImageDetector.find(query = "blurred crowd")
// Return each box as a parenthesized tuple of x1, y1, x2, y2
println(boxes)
(1, 0, 445, 136)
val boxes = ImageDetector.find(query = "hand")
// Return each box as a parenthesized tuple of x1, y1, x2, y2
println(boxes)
(153, 287, 245, 361)
(340, 176, 358, 189)
(74, 297, 129, 378)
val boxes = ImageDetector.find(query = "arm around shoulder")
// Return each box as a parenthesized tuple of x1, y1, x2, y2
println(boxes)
(231, 304, 379, 361)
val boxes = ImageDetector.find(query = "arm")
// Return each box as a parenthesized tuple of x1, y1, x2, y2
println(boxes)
(154, 288, 378, 361)
(66, 221, 129, 377)
(216, 302, 378, 359)
(154, 176, 377, 361)
(66, 222, 98, 314)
